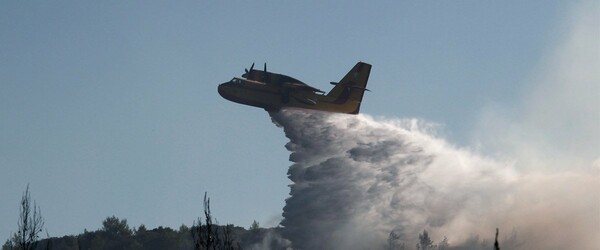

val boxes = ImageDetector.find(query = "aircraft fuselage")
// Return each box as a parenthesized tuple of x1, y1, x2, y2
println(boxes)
(218, 62, 371, 114)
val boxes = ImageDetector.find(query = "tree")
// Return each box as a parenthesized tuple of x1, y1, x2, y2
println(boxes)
(2, 239, 14, 250)
(387, 230, 405, 250)
(222, 224, 235, 250)
(11, 184, 45, 250)
(191, 192, 238, 250)
(137, 224, 147, 234)
(102, 216, 133, 237)
(494, 228, 500, 250)
(438, 236, 450, 250)
(249, 220, 260, 232)
(416, 230, 435, 250)
(192, 192, 216, 249)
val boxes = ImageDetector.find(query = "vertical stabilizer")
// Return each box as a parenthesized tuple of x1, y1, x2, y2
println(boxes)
(326, 62, 371, 114)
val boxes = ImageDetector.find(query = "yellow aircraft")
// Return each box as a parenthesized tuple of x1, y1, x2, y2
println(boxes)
(218, 62, 371, 114)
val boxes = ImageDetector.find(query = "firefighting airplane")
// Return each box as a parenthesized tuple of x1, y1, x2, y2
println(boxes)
(218, 62, 371, 114)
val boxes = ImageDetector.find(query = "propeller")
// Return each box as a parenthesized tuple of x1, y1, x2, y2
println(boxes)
(244, 63, 255, 73)
(263, 63, 268, 82)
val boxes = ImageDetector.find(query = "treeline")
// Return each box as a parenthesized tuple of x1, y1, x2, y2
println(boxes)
(388, 228, 518, 250)
(3, 186, 514, 250)
(3, 216, 285, 250)
(3, 223, 514, 250)
(2, 187, 286, 250)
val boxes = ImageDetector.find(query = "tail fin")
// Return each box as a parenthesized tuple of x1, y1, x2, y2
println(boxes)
(327, 62, 371, 114)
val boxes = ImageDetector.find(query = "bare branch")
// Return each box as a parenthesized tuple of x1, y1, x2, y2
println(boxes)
(14, 184, 45, 250)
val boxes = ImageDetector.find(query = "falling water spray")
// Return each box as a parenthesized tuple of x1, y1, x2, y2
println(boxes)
(270, 109, 599, 250)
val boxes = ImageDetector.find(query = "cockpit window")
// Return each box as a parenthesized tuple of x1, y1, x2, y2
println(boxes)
(231, 78, 242, 84)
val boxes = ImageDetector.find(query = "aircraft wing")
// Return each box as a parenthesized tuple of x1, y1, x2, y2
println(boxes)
(282, 82, 325, 94)
(291, 93, 318, 105)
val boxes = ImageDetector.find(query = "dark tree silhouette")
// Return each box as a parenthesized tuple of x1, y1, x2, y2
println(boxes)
(192, 192, 214, 249)
(191, 192, 238, 250)
(494, 228, 500, 250)
(249, 220, 260, 232)
(12, 184, 45, 250)
(416, 230, 435, 250)
(387, 230, 405, 250)
(102, 216, 133, 237)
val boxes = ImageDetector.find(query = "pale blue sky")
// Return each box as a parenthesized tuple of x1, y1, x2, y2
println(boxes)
(0, 1, 579, 239)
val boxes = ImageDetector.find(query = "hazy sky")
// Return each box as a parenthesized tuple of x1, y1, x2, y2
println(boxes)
(1, 0, 596, 241)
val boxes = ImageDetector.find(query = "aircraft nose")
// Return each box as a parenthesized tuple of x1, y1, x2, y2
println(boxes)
(218, 82, 233, 100)
(217, 84, 226, 97)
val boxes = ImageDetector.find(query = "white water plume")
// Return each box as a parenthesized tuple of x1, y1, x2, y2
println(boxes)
(270, 109, 599, 250)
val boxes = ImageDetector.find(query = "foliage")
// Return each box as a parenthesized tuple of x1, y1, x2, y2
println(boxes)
(1, 218, 519, 250)
(387, 229, 405, 250)
(1, 188, 518, 250)
(249, 221, 260, 232)
(102, 216, 133, 237)
(417, 230, 435, 250)
(191, 192, 239, 250)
